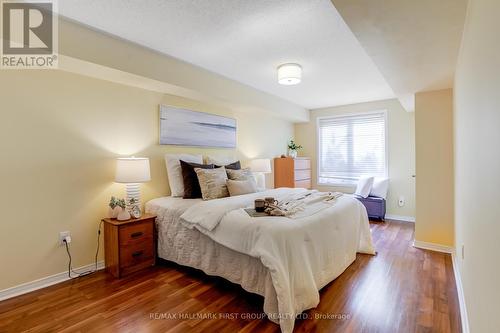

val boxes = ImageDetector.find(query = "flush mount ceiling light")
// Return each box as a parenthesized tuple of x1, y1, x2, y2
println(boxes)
(277, 63, 302, 85)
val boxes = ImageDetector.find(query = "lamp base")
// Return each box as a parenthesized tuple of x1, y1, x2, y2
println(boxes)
(125, 183, 142, 217)
(253, 172, 266, 191)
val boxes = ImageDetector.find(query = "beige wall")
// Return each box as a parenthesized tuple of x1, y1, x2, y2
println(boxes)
(294, 99, 416, 218)
(454, 0, 500, 331)
(0, 70, 293, 290)
(414, 89, 454, 247)
(58, 18, 308, 122)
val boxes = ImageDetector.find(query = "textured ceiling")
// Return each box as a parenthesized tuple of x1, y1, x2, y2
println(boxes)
(59, 0, 395, 110)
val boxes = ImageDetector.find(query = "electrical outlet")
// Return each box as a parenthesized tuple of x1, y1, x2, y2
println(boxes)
(398, 196, 405, 207)
(59, 231, 71, 245)
(461, 245, 465, 260)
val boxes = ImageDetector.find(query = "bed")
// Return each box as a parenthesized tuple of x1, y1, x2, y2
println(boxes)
(146, 187, 374, 333)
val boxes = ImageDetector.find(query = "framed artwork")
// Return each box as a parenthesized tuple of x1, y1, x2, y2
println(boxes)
(159, 105, 236, 148)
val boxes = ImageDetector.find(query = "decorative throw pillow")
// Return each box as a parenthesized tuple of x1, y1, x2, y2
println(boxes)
(226, 179, 258, 196)
(226, 168, 254, 181)
(215, 160, 241, 170)
(195, 166, 229, 200)
(180, 160, 214, 199)
(369, 178, 389, 199)
(354, 176, 375, 198)
(165, 154, 203, 197)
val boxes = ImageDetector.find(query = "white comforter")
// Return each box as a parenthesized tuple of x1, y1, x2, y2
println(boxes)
(180, 188, 375, 333)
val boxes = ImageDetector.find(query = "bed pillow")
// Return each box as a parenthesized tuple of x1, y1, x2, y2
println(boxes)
(206, 156, 239, 166)
(226, 179, 258, 196)
(165, 154, 203, 197)
(215, 160, 241, 170)
(180, 160, 214, 199)
(195, 166, 229, 200)
(226, 168, 254, 181)
(370, 178, 389, 199)
(354, 176, 375, 198)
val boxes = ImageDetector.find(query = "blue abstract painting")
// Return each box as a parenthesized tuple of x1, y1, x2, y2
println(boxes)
(159, 105, 237, 148)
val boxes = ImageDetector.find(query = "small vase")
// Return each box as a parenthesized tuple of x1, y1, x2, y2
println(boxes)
(288, 149, 297, 158)
(117, 207, 131, 221)
(108, 206, 120, 219)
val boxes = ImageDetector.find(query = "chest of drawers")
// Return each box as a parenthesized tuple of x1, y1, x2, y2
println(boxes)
(274, 157, 311, 189)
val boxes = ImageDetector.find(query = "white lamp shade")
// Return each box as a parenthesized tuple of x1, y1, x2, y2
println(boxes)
(115, 157, 151, 183)
(249, 159, 272, 173)
(278, 63, 302, 85)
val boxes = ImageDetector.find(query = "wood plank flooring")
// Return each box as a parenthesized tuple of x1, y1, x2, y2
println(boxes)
(0, 220, 461, 333)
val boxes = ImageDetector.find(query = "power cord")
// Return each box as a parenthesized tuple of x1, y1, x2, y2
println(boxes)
(63, 220, 103, 279)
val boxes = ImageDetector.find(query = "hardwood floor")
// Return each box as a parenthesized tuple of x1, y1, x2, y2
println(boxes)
(0, 220, 461, 333)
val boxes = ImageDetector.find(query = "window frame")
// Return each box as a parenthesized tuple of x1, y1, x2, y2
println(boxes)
(316, 110, 389, 187)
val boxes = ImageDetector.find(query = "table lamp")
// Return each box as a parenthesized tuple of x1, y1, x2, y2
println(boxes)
(249, 158, 272, 190)
(115, 157, 151, 209)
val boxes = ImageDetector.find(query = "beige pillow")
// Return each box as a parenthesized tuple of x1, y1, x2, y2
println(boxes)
(164, 153, 203, 197)
(206, 156, 238, 165)
(195, 167, 229, 200)
(227, 179, 258, 196)
(226, 167, 254, 181)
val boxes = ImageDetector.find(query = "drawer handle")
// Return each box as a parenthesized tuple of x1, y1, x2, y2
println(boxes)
(132, 250, 143, 258)
(130, 232, 143, 238)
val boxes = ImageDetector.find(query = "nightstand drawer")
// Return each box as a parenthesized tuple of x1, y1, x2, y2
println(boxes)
(119, 240, 154, 269)
(119, 221, 153, 246)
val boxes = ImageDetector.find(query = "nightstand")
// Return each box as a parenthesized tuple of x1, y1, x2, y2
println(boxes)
(102, 213, 156, 278)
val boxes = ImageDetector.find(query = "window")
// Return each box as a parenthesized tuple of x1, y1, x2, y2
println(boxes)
(318, 111, 387, 185)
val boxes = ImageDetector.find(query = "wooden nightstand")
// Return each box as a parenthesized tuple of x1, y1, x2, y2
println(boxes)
(102, 214, 156, 278)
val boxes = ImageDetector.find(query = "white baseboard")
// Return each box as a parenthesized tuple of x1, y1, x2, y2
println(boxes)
(385, 214, 415, 222)
(413, 240, 454, 254)
(0, 261, 104, 302)
(452, 253, 470, 333)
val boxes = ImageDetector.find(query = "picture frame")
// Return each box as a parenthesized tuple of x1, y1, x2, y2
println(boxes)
(159, 105, 237, 148)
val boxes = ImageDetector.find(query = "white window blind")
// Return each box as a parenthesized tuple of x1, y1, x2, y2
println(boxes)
(318, 112, 387, 184)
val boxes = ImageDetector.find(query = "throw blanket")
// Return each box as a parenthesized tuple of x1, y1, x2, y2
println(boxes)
(266, 190, 344, 217)
(181, 188, 375, 333)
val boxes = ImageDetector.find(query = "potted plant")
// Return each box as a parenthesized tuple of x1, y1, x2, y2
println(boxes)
(287, 140, 303, 158)
(108, 196, 121, 218)
(115, 198, 130, 221)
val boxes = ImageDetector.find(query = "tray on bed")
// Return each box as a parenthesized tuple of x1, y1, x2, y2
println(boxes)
(244, 208, 269, 217)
